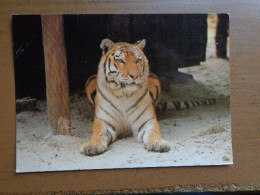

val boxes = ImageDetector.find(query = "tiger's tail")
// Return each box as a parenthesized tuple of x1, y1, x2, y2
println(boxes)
(156, 98, 216, 112)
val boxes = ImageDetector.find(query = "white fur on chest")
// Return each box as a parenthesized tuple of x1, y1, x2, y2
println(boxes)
(96, 83, 150, 136)
(98, 83, 147, 115)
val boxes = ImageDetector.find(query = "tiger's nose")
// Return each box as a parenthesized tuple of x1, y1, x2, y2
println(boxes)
(129, 73, 139, 80)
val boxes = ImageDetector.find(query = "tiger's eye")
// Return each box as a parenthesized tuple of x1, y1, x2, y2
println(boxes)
(136, 59, 142, 64)
(116, 59, 125, 64)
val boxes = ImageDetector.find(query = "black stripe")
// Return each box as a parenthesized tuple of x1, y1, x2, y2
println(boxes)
(138, 117, 154, 133)
(106, 130, 113, 144)
(133, 104, 150, 123)
(115, 50, 122, 57)
(211, 98, 216, 104)
(108, 58, 118, 75)
(140, 130, 146, 143)
(90, 90, 96, 106)
(126, 89, 148, 112)
(96, 116, 116, 131)
(184, 102, 190, 109)
(155, 86, 159, 103)
(149, 91, 154, 103)
(105, 76, 118, 85)
(173, 101, 181, 110)
(108, 58, 111, 72)
(109, 71, 117, 74)
(100, 105, 118, 122)
(97, 87, 122, 115)
(103, 55, 109, 75)
(191, 101, 196, 107)
(196, 101, 201, 106)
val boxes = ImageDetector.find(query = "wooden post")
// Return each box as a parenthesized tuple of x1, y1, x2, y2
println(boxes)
(215, 14, 229, 58)
(41, 15, 71, 135)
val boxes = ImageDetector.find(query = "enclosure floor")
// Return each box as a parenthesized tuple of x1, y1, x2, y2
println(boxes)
(16, 57, 232, 173)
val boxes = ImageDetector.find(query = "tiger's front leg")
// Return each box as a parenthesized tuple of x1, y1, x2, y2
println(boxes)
(138, 117, 170, 152)
(80, 117, 116, 156)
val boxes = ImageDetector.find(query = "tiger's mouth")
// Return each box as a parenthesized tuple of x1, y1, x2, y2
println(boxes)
(120, 82, 127, 88)
(119, 81, 139, 88)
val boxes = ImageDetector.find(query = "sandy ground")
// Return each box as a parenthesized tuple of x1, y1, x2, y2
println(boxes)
(16, 15, 232, 173)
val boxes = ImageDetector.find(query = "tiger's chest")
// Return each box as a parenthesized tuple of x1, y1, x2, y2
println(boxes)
(95, 86, 151, 135)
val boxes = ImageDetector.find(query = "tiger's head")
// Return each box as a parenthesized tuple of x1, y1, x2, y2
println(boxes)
(98, 39, 149, 95)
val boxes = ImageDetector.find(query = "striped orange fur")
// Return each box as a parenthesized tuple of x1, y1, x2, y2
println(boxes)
(81, 39, 170, 156)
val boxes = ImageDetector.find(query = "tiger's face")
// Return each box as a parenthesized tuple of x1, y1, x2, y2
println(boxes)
(99, 39, 149, 92)
(110, 49, 145, 88)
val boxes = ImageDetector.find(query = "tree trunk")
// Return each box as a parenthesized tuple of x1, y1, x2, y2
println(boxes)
(41, 15, 71, 135)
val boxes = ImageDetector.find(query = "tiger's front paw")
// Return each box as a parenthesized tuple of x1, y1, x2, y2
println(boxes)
(145, 139, 170, 152)
(80, 139, 108, 156)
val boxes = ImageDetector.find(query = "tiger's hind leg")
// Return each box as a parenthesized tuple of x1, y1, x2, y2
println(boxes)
(80, 117, 117, 156)
(148, 73, 162, 107)
(85, 74, 97, 106)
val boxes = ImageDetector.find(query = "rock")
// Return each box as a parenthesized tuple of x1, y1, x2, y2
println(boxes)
(199, 125, 226, 136)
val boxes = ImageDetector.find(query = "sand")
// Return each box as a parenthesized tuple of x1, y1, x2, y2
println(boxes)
(16, 15, 232, 173)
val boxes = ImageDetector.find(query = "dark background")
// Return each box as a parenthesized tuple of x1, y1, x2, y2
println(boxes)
(12, 14, 208, 99)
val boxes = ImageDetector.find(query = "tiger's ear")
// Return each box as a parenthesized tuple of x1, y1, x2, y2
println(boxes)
(100, 39, 114, 54)
(135, 39, 146, 50)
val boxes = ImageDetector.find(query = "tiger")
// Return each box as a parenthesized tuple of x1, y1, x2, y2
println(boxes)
(80, 38, 170, 156)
